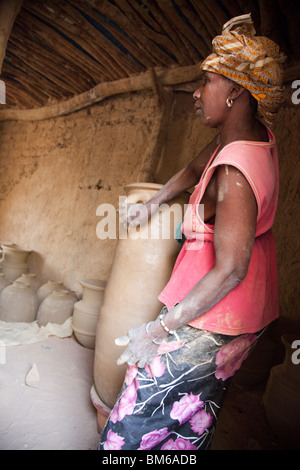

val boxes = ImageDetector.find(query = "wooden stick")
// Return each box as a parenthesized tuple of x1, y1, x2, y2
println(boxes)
(0, 63, 202, 121)
(0, 61, 297, 121)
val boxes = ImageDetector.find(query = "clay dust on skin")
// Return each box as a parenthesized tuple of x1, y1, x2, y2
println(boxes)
(217, 180, 228, 202)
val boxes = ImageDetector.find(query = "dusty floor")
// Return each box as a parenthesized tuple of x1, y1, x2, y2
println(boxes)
(0, 334, 286, 451)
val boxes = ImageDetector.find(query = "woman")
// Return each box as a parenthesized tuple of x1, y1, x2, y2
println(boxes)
(98, 14, 285, 450)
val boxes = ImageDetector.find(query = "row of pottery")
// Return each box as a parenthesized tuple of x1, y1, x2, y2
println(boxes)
(0, 277, 76, 326)
(0, 243, 108, 349)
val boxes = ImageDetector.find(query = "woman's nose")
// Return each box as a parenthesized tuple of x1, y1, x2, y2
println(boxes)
(193, 88, 201, 100)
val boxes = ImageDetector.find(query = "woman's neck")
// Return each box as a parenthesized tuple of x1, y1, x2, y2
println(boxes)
(218, 98, 268, 147)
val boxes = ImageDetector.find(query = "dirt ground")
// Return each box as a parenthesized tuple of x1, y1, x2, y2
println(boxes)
(0, 333, 289, 451)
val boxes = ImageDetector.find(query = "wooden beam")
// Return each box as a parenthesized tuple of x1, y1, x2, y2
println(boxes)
(0, 61, 297, 122)
(0, 63, 203, 121)
(0, 0, 23, 73)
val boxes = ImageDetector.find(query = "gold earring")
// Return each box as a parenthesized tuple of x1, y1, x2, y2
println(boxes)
(226, 98, 233, 107)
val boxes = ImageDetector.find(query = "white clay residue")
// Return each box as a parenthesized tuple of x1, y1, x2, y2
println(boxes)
(218, 180, 228, 202)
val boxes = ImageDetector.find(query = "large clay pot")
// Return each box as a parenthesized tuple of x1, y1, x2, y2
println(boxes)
(36, 280, 65, 304)
(73, 279, 106, 349)
(36, 289, 76, 326)
(0, 243, 32, 282)
(16, 273, 42, 293)
(93, 182, 189, 412)
(263, 334, 300, 449)
(0, 273, 10, 293)
(0, 280, 38, 322)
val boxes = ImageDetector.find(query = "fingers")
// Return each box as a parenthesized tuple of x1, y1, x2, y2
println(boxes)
(115, 324, 158, 367)
(118, 202, 148, 228)
(137, 358, 147, 368)
(116, 349, 132, 366)
(115, 333, 132, 365)
(115, 334, 130, 347)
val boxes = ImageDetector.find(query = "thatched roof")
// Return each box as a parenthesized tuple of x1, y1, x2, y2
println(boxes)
(0, 0, 299, 115)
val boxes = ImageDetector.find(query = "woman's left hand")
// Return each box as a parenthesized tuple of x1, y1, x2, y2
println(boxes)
(115, 323, 164, 368)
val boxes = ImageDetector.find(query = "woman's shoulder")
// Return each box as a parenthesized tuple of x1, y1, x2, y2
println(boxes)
(214, 128, 276, 166)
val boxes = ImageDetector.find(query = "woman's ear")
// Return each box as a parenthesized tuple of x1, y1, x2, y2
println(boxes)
(228, 82, 245, 101)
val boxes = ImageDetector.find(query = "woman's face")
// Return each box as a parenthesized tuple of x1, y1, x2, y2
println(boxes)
(193, 71, 232, 127)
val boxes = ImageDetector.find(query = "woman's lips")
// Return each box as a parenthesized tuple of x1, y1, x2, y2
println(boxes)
(194, 102, 202, 113)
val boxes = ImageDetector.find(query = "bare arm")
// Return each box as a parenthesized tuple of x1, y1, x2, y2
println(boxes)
(121, 135, 219, 226)
(146, 134, 219, 207)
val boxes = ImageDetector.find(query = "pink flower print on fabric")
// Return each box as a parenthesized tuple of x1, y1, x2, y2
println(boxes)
(157, 340, 185, 355)
(110, 380, 139, 423)
(124, 364, 138, 386)
(138, 427, 170, 450)
(103, 429, 125, 450)
(189, 409, 213, 436)
(170, 392, 204, 425)
(161, 437, 197, 450)
(215, 333, 257, 381)
(144, 355, 165, 378)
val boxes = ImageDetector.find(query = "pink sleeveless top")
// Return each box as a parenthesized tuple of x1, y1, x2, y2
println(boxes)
(158, 127, 279, 335)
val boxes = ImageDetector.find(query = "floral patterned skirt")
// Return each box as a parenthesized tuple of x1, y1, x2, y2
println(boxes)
(98, 309, 263, 451)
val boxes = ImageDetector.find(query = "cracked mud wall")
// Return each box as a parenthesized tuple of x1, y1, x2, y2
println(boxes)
(0, 90, 299, 329)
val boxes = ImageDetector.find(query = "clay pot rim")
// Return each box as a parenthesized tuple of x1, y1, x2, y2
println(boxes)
(1, 243, 32, 254)
(11, 280, 32, 289)
(80, 279, 107, 290)
(124, 182, 163, 193)
(51, 289, 70, 296)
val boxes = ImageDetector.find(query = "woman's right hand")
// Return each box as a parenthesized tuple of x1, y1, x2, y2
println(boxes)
(118, 201, 152, 228)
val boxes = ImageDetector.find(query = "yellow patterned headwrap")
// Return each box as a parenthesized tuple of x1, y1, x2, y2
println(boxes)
(200, 14, 286, 126)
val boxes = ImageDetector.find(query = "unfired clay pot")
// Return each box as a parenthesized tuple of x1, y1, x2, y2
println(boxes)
(72, 279, 107, 349)
(0, 280, 38, 322)
(0, 273, 10, 293)
(93, 182, 189, 412)
(263, 334, 300, 449)
(0, 243, 32, 282)
(16, 273, 41, 293)
(36, 280, 65, 304)
(36, 289, 76, 326)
